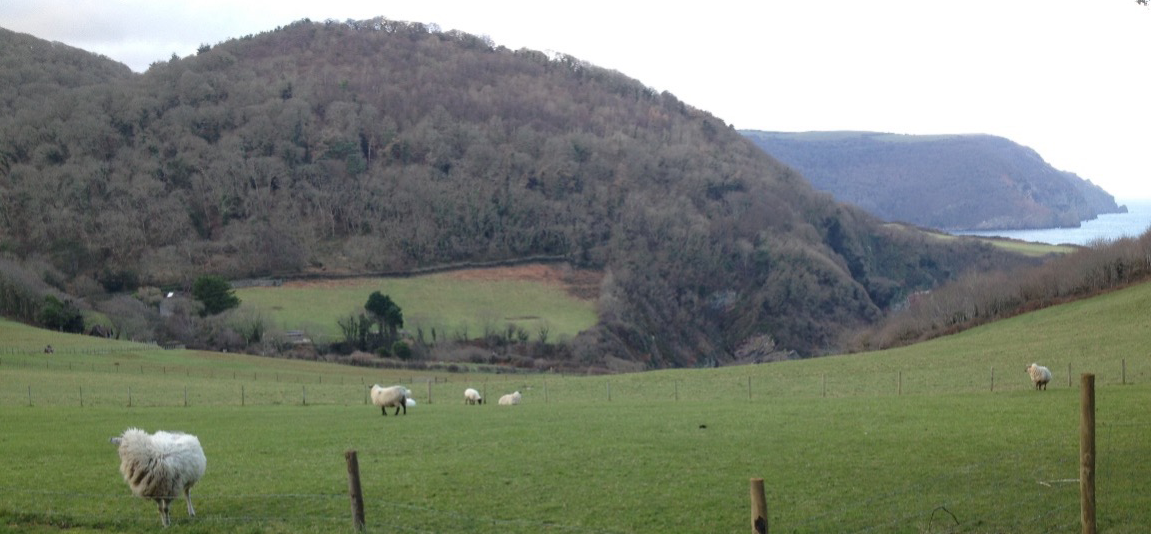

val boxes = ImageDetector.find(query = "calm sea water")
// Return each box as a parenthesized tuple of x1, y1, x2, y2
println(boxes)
(952, 201, 1151, 246)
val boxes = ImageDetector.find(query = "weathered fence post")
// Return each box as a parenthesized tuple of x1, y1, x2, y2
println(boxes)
(1121, 359, 1126, 385)
(241, 385, 245, 407)
(750, 477, 768, 534)
(990, 366, 995, 392)
(79, 386, 83, 407)
(302, 385, 307, 406)
(428, 380, 433, 404)
(898, 371, 903, 395)
(607, 381, 611, 402)
(674, 380, 679, 402)
(822, 373, 827, 398)
(128, 386, 132, 407)
(184, 386, 188, 407)
(346, 450, 366, 532)
(1080, 373, 1096, 534)
(748, 376, 753, 400)
(1068, 363, 1072, 388)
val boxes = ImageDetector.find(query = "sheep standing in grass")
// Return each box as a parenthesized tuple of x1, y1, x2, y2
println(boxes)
(498, 391, 522, 405)
(464, 388, 484, 405)
(371, 384, 409, 415)
(1026, 363, 1052, 390)
(110, 428, 206, 527)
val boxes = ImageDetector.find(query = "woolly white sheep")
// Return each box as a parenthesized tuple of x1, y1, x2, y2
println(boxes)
(464, 388, 484, 405)
(497, 391, 522, 405)
(371, 384, 409, 415)
(109, 427, 206, 527)
(1026, 363, 1052, 391)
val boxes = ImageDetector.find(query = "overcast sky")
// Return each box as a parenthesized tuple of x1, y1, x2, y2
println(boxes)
(3, 0, 1149, 201)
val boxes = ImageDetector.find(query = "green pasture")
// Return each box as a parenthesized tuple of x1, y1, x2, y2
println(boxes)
(3, 281, 1151, 532)
(887, 224, 1077, 257)
(233, 273, 598, 344)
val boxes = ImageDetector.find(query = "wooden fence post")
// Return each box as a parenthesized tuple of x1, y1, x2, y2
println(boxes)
(898, 371, 902, 395)
(1080, 374, 1096, 534)
(748, 376, 753, 400)
(1121, 359, 1126, 385)
(346, 450, 366, 532)
(750, 477, 768, 534)
(990, 366, 995, 392)
(1068, 363, 1072, 388)
(428, 380, 433, 404)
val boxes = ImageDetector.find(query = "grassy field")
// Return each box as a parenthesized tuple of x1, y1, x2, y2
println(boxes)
(233, 265, 599, 344)
(2, 280, 1150, 532)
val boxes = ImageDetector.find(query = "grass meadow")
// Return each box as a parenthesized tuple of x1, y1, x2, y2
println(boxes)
(3, 281, 1151, 532)
(233, 267, 598, 344)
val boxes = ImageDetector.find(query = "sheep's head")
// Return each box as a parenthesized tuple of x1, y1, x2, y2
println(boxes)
(109, 437, 122, 446)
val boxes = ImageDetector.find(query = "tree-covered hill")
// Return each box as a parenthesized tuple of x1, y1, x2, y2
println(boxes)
(0, 19, 1034, 367)
(741, 131, 1124, 231)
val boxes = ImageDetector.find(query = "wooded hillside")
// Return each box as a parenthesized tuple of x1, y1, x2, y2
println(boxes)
(0, 19, 1035, 367)
(742, 131, 1123, 231)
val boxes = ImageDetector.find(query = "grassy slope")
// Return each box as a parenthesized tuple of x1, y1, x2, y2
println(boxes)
(2, 281, 1149, 532)
(234, 270, 598, 343)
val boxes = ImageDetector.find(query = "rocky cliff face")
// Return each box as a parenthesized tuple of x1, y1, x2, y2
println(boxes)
(742, 131, 1125, 231)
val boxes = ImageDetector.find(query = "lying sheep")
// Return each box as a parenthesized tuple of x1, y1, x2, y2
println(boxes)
(1026, 363, 1052, 391)
(464, 388, 483, 405)
(498, 391, 522, 405)
(371, 384, 409, 415)
(110, 427, 206, 527)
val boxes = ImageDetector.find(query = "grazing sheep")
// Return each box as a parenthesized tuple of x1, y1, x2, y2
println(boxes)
(110, 428, 206, 527)
(1026, 363, 1052, 391)
(497, 391, 522, 405)
(370, 384, 409, 415)
(464, 388, 483, 405)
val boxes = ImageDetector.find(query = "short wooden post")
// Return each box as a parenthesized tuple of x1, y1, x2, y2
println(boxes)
(1068, 363, 1072, 388)
(302, 385, 307, 406)
(898, 371, 903, 395)
(544, 380, 548, 404)
(750, 477, 768, 534)
(822, 373, 827, 398)
(748, 376, 753, 400)
(990, 366, 995, 392)
(428, 380, 433, 404)
(346, 450, 366, 532)
(1080, 374, 1096, 534)
(1121, 359, 1126, 385)
(607, 381, 611, 402)
(79, 386, 83, 407)
(674, 380, 679, 402)
(241, 385, 245, 406)
(128, 386, 132, 407)
(184, 386, 188, 407)
(27, 385, 31, 407)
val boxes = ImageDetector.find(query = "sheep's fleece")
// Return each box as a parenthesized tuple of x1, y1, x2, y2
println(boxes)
(111, 427, 206, 527)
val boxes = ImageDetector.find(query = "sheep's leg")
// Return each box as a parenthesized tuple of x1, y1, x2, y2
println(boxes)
(185, 487, 196, 517)
(381, 406, 387, 416)
(156, 498, 171, 527)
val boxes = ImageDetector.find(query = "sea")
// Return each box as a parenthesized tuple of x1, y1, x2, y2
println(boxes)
(952, 200, 1151, 246)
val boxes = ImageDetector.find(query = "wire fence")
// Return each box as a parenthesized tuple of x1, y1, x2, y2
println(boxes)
(1, 440, 1144, 534)
(0, 349, 1147, 407)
